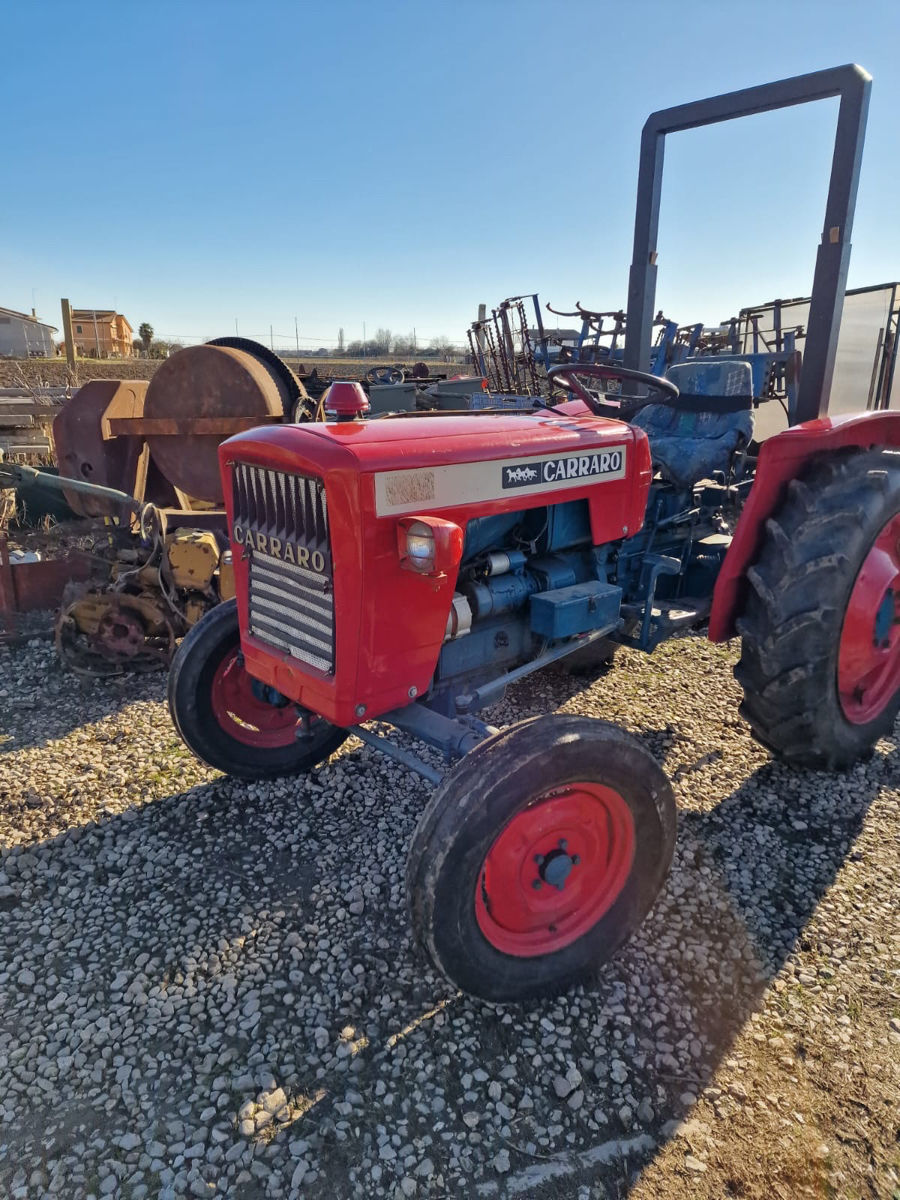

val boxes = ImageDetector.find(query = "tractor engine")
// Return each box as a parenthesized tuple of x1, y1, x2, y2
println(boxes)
(218, 410, 652, 727)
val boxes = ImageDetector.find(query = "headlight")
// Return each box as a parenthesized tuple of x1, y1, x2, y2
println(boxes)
(397, 516, 464, 578)
(403, 521, 436, 571)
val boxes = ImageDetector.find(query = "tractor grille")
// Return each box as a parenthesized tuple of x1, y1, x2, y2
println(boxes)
(231, 463, 334, 673)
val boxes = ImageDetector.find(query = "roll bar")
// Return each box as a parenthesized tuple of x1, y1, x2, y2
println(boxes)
(623, 63, 871, 423)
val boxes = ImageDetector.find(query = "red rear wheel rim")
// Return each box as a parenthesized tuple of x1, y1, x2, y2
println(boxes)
(210, 648, 300, 748)
(474, 783, 636, 957)
(838, 512, 900, 725)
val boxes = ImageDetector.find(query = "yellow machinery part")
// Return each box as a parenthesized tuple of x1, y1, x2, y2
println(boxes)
(66, 589, 170, 636)
(183, 595, 213, 627)
(218, 551, 236, 602)
(165, 530, 220, 590)
(111, 562, 160, 588)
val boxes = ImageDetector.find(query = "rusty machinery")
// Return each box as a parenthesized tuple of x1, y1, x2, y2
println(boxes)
(467, 295, 550, 396)
(25, 339, 309, 673)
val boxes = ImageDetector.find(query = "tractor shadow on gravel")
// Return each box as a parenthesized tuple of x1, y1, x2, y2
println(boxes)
(0, 667, 163, 756)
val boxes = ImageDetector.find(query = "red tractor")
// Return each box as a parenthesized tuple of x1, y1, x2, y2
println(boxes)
(170, 65, 897, 1002)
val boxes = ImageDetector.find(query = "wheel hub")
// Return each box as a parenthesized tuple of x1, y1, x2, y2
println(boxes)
(474, 783, 635, 958)
(874, 588, 895, 647)
(250, 677, 291, 707)
(210, 647, 302, 748)
(838, 512, 900, 724)
(535, 841, 580, 891)
(97, 607, 145, 656)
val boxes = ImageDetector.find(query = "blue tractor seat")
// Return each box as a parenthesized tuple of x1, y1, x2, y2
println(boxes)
(631, 360, 754, 489)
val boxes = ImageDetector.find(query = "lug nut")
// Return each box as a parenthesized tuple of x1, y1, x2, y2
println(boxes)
(532, 879, 542, 890)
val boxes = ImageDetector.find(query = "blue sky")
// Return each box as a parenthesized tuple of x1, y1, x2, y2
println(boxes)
(4, 0, 899, 350)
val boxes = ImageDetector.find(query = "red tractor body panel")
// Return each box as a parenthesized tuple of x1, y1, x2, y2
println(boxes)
(709, 411, 900, 641)
(219, 413, 652, 726)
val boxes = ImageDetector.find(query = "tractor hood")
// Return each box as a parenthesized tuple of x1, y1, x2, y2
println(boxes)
(221, 409, 636, 473)
(220, 410, 650, 522)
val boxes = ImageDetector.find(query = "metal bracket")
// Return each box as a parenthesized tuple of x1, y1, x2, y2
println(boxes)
(456, 624, 619, 713)
(348, 724, 444, 785)
(378, 703, 498, 760)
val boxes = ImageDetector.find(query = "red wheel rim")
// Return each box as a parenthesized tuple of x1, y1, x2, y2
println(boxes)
(474, 783, 635, 957)
(838, 512, 900, 725)
(210, 648, 300, 748)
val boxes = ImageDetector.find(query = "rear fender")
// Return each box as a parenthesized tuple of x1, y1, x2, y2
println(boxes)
(709, 411, 900, 641)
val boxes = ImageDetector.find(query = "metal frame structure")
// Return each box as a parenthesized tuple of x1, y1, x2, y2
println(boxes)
(738, 281, 899, 412)
(624, 63, 872, 424)
(467, 295, 549, 395)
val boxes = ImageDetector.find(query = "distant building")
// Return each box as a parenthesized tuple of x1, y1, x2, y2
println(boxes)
(71, 310, 134, 358)
(0, 306, 58, 357)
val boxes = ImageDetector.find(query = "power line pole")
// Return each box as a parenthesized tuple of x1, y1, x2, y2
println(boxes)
(295, 317, 300, 353)
(234, 318, 239, 335)
(60, 298, 76, 372)
(362, 322, 366, 358)
(270, 325, 274, 351)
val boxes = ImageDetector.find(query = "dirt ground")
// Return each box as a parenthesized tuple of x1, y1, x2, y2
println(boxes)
(0, 357, 463, 389)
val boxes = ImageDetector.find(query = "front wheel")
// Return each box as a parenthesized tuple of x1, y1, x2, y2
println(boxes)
(406, 715, 676, 1003)
(736, 449, 900, 768)
(168, 599, 347, 779)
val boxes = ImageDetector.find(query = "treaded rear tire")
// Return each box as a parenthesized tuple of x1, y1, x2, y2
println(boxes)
(736, 448, 900, 768)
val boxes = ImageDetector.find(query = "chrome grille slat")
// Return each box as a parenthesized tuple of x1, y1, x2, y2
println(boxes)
(250, 592, 333, 641)
(249, 570, 331, 617)
(247, 624, 332, 672)
(249, 613, 333, 657)
(251, 582, 332, 629)
(251, 554, 329, 587)
(232, 463, 334, 673)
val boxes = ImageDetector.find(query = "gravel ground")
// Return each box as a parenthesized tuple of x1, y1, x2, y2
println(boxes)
(0, 635, 898, 1199)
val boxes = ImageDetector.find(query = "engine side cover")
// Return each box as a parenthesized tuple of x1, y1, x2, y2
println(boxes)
(219, 412, 651, 725)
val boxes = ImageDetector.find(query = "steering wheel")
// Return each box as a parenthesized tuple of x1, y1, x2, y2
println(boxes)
(548, 362, 679, 419)
(366, 365, 406, 385)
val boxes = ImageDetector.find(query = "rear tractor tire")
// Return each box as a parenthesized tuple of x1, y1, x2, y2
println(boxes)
(168, 599, 347, 779)
(736, 449, 900, 768)
(406, 714, 676, 1003)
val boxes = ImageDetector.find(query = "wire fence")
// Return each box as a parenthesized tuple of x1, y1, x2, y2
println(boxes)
(146, 329, 470, 361)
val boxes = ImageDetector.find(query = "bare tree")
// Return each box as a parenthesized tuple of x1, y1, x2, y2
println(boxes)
(393, 330, 417, 356)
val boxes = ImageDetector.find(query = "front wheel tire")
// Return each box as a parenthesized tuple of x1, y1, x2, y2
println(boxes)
(406, 714, 676, 1003)
(168, 599, 347, 779)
